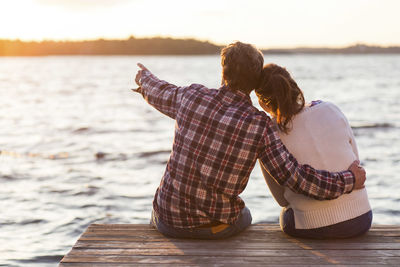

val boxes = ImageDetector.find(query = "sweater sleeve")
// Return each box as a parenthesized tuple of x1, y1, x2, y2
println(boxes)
(259, 160, 289, 207)
(331, 102, 360, 160)
(346, 120, 359, 160)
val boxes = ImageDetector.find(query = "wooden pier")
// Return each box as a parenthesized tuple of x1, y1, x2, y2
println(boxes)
(60, 224, 400, 266)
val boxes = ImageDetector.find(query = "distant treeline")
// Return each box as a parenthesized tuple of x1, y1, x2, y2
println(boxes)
(1, 37, 400, 56)
(0, 36, 221, 56)
(263, 44, 400, 54)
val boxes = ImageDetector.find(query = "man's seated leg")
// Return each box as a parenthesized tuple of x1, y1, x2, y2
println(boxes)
(151, 207, 252, 239)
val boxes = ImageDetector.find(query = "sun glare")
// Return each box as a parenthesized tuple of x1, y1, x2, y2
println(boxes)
(1, 1, 63, 40)
(0, 0, 399, 47)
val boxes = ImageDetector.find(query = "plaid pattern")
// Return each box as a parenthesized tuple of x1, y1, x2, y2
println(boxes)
(139, 70, 355, 228)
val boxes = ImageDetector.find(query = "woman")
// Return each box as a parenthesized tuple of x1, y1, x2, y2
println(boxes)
(256, 63, 372, 239)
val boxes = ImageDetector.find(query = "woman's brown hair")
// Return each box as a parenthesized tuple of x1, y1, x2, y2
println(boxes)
(256, 64, 305, 133)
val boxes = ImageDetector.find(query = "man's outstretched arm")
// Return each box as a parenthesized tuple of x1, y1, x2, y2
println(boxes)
(133, 63, 186, 119)
(258, 120, 366, 200)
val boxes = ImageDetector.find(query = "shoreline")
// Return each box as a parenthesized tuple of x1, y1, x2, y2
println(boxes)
(1, 37, 400, 56)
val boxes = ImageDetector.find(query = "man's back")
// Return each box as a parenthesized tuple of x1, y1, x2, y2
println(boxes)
(154, 84, 268, 228)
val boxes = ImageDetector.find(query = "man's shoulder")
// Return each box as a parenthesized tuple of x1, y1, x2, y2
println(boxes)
(179, 83, 218, 100)
(186, 83, 217, 93)
(182, 84, 273, 124)
(239, 107, 276, 135)
(243, 106, 271, 121)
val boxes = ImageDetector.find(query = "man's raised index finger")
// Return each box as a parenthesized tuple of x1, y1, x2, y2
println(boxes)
(137, 63, 148, 71)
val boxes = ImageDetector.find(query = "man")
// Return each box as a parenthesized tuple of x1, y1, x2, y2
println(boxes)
(132, 42, 365, 239)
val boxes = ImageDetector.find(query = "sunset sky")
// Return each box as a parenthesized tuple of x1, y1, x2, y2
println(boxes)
(1, 0, 399, 48)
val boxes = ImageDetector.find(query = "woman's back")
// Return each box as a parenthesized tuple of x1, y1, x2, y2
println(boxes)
(265, 101, 371, 229)
(256, 63, 371, 237)
(279, 101, 355, 172)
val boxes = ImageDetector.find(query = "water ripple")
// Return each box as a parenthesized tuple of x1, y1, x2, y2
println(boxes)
(351, 122, 395, 129)
(1, 55, 399, 266)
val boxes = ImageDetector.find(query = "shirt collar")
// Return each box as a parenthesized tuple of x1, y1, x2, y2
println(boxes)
(219, 85, 252, 105)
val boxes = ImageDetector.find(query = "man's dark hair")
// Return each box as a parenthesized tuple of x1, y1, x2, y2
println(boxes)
(221, 42, 264, 94)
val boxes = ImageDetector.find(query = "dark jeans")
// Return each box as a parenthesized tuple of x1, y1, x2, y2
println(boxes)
(151, 207, 252, 239)
(281, 207, 373, 239)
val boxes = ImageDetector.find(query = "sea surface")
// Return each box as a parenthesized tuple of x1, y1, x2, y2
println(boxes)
(1, 54, 399, 266)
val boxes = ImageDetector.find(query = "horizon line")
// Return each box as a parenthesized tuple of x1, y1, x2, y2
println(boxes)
(1, 36, 400, 50)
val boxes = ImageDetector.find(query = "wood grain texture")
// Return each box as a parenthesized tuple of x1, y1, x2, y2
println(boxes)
(60, 224, 400, 266)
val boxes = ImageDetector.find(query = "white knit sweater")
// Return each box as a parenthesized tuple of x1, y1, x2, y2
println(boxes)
(261, 101, 371, 229)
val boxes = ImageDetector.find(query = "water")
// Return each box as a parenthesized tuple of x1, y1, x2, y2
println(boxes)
(0, 54, 399, 266)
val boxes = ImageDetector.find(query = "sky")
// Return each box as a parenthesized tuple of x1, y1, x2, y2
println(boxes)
(1, 0, 400, 48)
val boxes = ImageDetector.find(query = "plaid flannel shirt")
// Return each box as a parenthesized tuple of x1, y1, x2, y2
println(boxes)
(138, 70, 355, 228)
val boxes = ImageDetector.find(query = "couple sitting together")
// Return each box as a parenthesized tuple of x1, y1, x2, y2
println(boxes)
(133, 41, 372, 239)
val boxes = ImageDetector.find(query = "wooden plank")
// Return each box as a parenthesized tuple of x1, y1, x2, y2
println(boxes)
(67, 248, 400, 257)
(60, 224, 400, 266)
(60, 255, 400, 265)
(81, 230, 400, 240)
(59, 263, 340, 267)
(72, 240, 400, 250)
(84, 226, 400, 238)
(76, 236, 400, 249)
